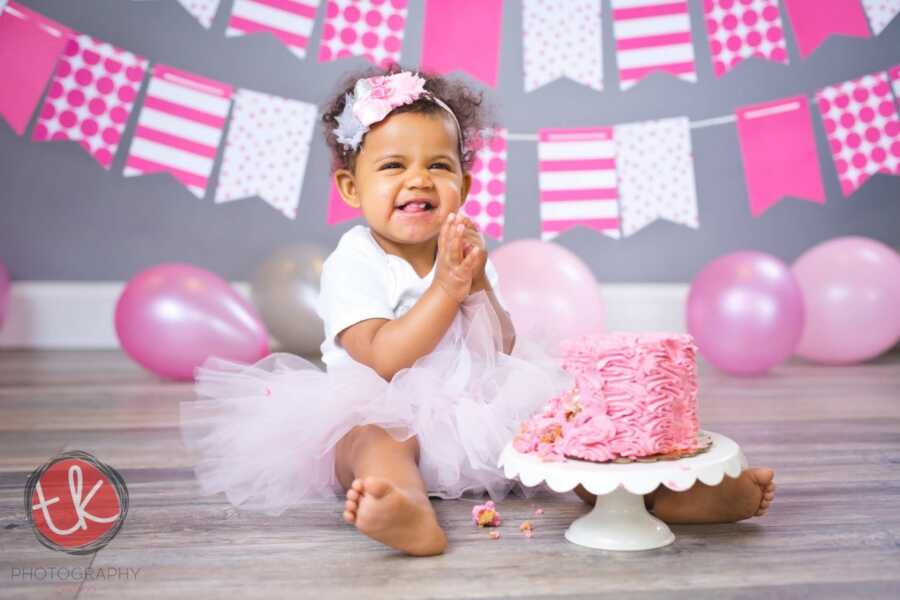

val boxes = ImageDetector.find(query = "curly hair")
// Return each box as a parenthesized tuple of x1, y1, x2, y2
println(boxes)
(321, 64, 495, 173)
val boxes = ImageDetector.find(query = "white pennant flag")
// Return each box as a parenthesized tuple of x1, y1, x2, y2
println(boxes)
(523, 0, 604, 92)
(176, 0, 221, 28)
(862, 0, 900, 35)
(615, 117, 698, 237)
(215, 89, 317, 219)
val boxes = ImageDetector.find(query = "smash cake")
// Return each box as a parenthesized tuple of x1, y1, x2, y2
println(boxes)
(513, 332, 711, 463)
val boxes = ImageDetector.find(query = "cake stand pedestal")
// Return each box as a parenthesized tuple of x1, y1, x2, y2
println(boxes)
(498, 430, 747, 551)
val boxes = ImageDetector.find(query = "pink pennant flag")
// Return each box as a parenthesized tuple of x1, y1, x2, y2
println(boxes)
(781, 0, 870, 59)
(318, 0, 409, 68)
(735, 96, 825, 217)
(816, 70, 900, 197)
(327, 182, 361, 225)
(32, 34, 147, 169)
(538, 127, 621, 240)
(227, 0, 322, 59)
(0, 2, 70, 135)
(420, 0, 503, 87)
(610, 0, 697, 90)
(463, 129, 507, 241)
(703, 0, 788, 78)
(124, 65, 232, 197)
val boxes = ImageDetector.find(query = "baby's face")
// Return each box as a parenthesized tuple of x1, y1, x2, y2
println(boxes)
(347, 111, 471, 249)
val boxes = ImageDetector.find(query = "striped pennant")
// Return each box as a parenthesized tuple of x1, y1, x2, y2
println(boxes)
(611, 0, 697, 90)
(124, 64, 232, 198)
(226, 0, 321, 59)
(538, 127, 621, 240)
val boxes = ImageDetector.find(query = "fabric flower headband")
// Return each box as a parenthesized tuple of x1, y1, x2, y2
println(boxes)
(333, 71, 462, 152)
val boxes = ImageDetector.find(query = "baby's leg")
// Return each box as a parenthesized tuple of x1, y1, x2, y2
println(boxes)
(335, 425, 447, 556)
(575, 468, 776, 524)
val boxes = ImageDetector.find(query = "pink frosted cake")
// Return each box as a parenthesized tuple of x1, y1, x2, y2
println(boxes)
(513, 332, 702, 462)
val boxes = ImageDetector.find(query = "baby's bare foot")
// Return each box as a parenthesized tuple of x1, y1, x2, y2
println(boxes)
(652, 467, 776, 524)
(343, 477, 447, 556)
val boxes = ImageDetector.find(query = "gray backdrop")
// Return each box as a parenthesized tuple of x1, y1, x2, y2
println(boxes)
(1, 0, 898, 283)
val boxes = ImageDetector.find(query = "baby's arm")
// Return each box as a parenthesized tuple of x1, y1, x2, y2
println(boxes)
(338, 214, 481, 381)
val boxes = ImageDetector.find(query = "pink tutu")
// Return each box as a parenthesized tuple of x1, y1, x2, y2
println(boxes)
(180, 292, 572, 516)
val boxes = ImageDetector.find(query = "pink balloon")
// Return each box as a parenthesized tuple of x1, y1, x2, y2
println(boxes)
(490, 240, 603, 349)
(0, 262, 9, 329)
(115, 263, 269, 380)
(792, 237, 900, 365)
(687, 252, 804, 376)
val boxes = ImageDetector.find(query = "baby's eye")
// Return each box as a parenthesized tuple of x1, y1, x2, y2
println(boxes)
(430, 162, 452, 170)
(379, 162, 403, 170)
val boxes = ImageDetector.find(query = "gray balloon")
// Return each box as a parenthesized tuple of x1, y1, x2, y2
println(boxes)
(251, 243, 327, 357)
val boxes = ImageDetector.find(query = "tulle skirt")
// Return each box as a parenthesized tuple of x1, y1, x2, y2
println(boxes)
(180, 291, 572, 516)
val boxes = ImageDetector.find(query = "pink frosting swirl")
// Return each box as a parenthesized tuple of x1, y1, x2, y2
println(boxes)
(513, 332, 700, 462)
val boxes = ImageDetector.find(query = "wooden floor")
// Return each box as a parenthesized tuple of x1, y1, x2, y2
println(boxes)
(1, 349, 899, 599)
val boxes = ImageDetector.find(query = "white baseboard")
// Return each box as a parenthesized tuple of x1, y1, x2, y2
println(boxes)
(0, 282, 687, 349)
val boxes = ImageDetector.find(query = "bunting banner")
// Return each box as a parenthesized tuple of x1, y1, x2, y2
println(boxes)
(538, 127, 620, 240)
(32, 34, 147, 169)
(703, 0, 788, 78)
(610, 0, 697, 90)
(861, 0, 900, 36)
(615, 117, 698, 237)
(735, 96, 825, 216)
(124, 64, 232, 197)
(318, 0, 408, 68)
(215, 89, 317, 219)
(420, 0, 503, 87)
(327, 181, 361, 225)
(781, 0, 870, 59)
(816, 70, 900, 197)
(522, 0, 604, 93)
(462, 129, 507, 241)
(226, 0, 321, 59)
(0, 2, 70, 135)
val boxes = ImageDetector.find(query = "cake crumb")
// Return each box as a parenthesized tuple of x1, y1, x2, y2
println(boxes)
(472, 501, 501, 527)
(489, 530, 500, 540)
(520, 520, 534, 537)
(534, 507, 544, 516)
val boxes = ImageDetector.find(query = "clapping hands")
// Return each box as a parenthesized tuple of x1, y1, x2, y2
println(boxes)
(434, 212, 488, 303)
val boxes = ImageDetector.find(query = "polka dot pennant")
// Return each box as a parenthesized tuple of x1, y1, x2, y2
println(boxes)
(32, 34, 147, 169)
(463, 129, 507, 241)
(816, 70, 900, 197)
(215, 89, 318, 219)
(703, 0, 788, 78)
(318, 0, 408, 68)
(522, 0, 604, 93)
(615, 117, 698, 238)
(861, 0, 900, 36)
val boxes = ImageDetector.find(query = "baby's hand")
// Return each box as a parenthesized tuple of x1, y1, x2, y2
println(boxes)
(457, 216, 488, 292)
(434, 213, 482, 303)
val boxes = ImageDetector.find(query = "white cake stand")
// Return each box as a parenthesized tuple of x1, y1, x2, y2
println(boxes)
(498, 430, 748, 551)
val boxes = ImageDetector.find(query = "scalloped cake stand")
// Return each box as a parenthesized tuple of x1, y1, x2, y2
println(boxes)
(498, 430, 748, 551)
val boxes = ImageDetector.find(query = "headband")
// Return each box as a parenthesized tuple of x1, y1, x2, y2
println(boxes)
(333, 71, 463, 153)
